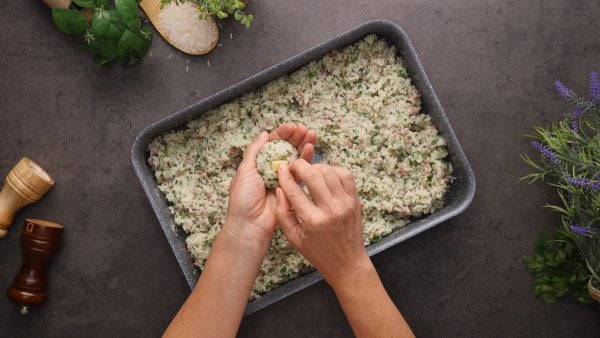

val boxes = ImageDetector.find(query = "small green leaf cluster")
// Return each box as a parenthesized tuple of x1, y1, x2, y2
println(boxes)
(161, 0, 254, 28)
(523, 232, 591, 303)
(522, 73, 600, 304)
(51, 0, 152, 66)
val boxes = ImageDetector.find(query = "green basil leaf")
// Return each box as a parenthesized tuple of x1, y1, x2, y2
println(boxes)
(105, 24, 122, 40)
(115, 0, 140, 31)
(118, 29, 144, 54)
(135, 33, 152, 57)
(93, 53, 116, 67)
(73, 0, 95, 8)
(88, 36, 120, 58)
(107, 10, 126, 31)
(52, 8, 88, 35)
(91, 9, 111, 37)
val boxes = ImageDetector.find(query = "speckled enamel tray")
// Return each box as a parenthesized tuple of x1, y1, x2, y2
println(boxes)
(131, 20, 476, 316)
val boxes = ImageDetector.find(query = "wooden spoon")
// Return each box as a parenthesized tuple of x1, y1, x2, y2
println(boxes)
(42, 0, 71, 9)
(139, 0, 219, 55)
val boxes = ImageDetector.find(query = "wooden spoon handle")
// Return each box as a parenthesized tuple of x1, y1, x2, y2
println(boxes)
(42, 0, 71, 9)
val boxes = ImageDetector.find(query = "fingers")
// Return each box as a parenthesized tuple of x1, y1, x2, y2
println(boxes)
(299, 129, 317, 150)
(270, 124, 317, 165)
(289, 159, 332, 206)
(270, 123, 306, 145)
(314, 164, 345, 197)
(333, 167, 357, 197)
(270, 124, 317, 151)
(287, 125, 309, 147)
(239, 131, 269, 171)
(269, 123, 295, 141)
(278, 163, 316, 220)
(275, 187, 301, 247)
(299, 143, 314, 163)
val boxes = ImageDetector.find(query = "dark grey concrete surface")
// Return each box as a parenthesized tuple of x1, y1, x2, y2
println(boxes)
(0, 0, 599, 337)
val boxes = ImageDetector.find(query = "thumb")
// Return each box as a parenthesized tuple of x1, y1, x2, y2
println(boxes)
(275, 187, 301, 248)
(238, 131, 269, 172)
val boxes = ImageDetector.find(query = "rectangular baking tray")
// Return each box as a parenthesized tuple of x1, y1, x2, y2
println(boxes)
(131, 20, 476, 316)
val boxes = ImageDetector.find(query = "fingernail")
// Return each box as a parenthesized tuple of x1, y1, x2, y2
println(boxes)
(279, 163, 288, 174)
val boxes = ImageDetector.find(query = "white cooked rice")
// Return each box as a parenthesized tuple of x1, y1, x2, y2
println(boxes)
(256, 140, 298, 189)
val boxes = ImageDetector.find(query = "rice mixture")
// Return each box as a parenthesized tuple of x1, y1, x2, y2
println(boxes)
(256, 140, 298, 189)
(148, 35, 453, 298)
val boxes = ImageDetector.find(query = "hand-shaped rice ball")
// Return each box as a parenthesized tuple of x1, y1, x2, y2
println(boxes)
(256, 140, 298, 189)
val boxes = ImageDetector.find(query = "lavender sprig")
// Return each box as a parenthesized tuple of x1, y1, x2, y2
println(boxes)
(569, 107, 584, 133)
(571, 120, 579, 133)
(590, 71, 600, 104)
(566, 177, 600, 192)
(555, 80, 575, 101)
(570, 225, 593, 236)
(572, 106, 585, 117)
(531, 141, 561, 164)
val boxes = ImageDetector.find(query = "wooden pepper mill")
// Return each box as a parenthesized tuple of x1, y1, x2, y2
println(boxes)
(0, 158, 54, 238)
(7, 219, 64, 314)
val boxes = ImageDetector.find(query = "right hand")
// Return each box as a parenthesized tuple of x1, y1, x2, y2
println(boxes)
(275, 159, 369, 286)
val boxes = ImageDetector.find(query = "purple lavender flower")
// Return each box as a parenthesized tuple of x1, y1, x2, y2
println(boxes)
(572, 106, 584, 117)
(570, 225, 593, 236)
(531, 141, 561, 164)
(591, 71, 600, 103)
(566, 177, 600, 192)
(555, 80, 575, 100)
(569, 107, 585, 133)
(570, 119, 579, 133)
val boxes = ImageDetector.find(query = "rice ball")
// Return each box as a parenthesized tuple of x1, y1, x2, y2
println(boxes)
(256, 140, 298, 189)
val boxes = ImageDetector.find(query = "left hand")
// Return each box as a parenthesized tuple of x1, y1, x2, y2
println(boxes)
(224, 124, 317, 246)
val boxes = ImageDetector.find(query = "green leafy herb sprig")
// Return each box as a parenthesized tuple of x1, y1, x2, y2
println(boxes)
(52, 0, 152, 66)
(161, 0, 254, 28)
(523, 231, 591, 303)
(522, 71, 600, 304)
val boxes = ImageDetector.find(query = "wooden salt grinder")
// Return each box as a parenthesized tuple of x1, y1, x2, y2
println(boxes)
(7, 219, 64, 314)
(0, 158, 54, 238)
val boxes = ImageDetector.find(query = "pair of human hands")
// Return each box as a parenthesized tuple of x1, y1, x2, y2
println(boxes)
(225, 124, 368, 284)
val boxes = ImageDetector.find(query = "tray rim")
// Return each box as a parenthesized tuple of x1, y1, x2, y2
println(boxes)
(131, 19, 476, 316)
